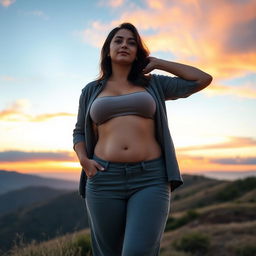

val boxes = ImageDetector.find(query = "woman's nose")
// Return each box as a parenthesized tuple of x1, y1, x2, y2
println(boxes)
(121, 41, 128, 48)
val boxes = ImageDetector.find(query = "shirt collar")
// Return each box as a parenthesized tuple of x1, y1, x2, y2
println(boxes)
(96, 78, 108, 87)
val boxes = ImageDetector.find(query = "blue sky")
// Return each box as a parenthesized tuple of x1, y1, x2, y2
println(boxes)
(0, 0, 256, 180)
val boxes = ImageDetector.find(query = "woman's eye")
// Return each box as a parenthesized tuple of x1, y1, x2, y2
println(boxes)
(114, 39, 122, 44)
(128, 41, 137, 46)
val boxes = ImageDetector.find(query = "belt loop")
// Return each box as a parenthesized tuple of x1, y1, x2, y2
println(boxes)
(141, 161, 146, 171)
(105, 161, 109, 170)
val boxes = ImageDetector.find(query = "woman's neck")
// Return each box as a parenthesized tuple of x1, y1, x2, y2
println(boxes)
(110, 63, 131, 82)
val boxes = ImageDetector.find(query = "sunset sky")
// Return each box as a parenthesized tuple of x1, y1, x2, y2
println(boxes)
(0, 0, 256, 181)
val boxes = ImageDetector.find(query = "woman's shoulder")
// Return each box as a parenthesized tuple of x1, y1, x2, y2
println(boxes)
(149, 73, 172, 81)
(147, 73, 169, 86)
(81, 79, 102, 93)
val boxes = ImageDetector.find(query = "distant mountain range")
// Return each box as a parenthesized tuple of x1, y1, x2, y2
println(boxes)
(0, 170, 84, 252)
(0, 170, 78, 195)
(0, 186, 70, 216)
(0, 190, 88, 252)
(192, 170, 256, 180)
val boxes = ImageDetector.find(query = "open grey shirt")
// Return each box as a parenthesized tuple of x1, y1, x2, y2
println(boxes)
(73, 74, 199, 198)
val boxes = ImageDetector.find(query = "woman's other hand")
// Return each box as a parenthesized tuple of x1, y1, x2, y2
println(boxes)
(80, 157, 105, 178)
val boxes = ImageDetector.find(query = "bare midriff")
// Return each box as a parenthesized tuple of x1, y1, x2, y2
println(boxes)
(94, 115, 162, 162)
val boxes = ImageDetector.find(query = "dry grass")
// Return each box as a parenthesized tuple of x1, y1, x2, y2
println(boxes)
(4, 229, 91, 256)
(172, 182, 228, 213)
(161, 221, 256, 256)
(235, 189, 256, 203)
(4, 177, 255, 256)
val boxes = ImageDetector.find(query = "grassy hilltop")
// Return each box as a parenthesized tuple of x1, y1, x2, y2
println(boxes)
(1, 175, 256, 256)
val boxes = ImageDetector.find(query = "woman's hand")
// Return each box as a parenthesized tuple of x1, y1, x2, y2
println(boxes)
(143, 56, 159, 74)
(74, 142, 105, 178)
(80, 157, 105, 178)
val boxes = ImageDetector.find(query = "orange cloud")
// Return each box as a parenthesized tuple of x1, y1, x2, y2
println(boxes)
(1, 150, 255, 175)
(147, 0, 164, 10)
(177, 153, 256, 173)
(79, 0, 256, 80)
(0, 150, 76, 162)
(178, 136, 256, 152)
(0, 100, 75, 122)
(30, 112, 75, 122)
(0, 150, 79, 175)
(205, 82, 256, 99)
(0, 0, 15, 7)
(0, 161, 79, 174)
(100, 0, 125, 8)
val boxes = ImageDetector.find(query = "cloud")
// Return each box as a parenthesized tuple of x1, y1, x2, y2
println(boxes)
(147, 0, 165, 10)
(205, 82, 256, 99)
(29, 10, 49, 20)
(178, 136, 256, 152)
(0, 0, 15, 7)
(176, 153, 256, 173)
(189, 171, 256, 180)
(0, 75, 17, 82)
(0, 100, 75, 122)
(225, 18, 256, 54)
(0, 99, 30, 121)
(76, 21, 112, 48)
(78, 0, 256, 80)
(30, 112, 76, 122)
(18, 10, 49, 20)
(0, 150, 76, 162)
(98, 0, 125, 8)
(179, 154, 256, 166)
(211, 157, 256, 165)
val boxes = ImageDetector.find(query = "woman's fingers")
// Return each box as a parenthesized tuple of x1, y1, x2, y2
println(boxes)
(85, 160, 105, 178)
(143, 56, 156, 74)
(93, 160, 105, 171)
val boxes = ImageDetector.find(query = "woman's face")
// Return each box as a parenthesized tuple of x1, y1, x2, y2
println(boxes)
(109, 29, 138, 65)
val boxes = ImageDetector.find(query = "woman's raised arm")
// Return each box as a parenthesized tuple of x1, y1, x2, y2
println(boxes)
(143, 57, 212, 92)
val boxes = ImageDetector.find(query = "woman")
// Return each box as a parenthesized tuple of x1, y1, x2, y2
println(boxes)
(73, 23, 212, 256)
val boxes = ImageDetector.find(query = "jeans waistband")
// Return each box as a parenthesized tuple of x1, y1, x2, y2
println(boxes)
(92, 154, 164, 170)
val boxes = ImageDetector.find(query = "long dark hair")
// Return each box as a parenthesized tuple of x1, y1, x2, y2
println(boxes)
(98, 23, 150, 87)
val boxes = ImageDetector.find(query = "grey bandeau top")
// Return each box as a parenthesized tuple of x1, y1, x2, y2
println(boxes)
(90, 91, 156, 125)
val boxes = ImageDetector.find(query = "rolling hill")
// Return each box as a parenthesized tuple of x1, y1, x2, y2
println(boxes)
(0, 186, 71, 216)
(0, 191, 89, 252)
(1, 175, 256, 255)
(0, 170, 78, 195)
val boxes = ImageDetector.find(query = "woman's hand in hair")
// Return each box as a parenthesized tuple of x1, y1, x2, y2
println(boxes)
(142, 56, 159, 74)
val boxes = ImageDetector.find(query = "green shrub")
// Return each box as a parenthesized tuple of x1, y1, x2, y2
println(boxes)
(235, 244, 256, 256)
(71, 234, 92, 255)
(173, 232, 210, 255)
(165, 210, 199, 231)
(216, 177, 256, 202)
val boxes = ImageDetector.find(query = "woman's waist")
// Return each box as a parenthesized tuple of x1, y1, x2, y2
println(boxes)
(92, 153, 164, 170)
(94, 138, 162, 162)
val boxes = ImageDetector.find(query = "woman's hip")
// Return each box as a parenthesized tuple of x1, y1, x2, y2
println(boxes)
(86, 154, 169, 198)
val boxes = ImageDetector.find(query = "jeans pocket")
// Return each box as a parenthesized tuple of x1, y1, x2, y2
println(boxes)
(88, 170, 101, 181)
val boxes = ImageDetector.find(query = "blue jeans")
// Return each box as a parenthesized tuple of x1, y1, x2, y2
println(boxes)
(85, 154, 171, 256)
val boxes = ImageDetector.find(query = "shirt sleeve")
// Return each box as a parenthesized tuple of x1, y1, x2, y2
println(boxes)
(73, 89, 86, 149)
(153, 74, 199, 100)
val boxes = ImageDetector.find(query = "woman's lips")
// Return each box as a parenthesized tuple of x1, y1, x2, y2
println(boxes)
(118, 51, 129, 55)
